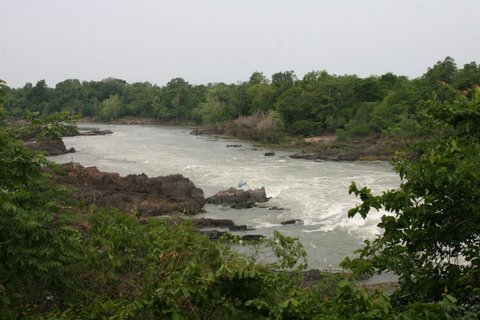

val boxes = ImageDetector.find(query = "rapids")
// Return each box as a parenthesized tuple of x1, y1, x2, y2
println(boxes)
(51, 123, 399, 269)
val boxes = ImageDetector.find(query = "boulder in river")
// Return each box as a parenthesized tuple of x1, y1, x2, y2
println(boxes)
(264, 151, 275, 156)
(24, 138, 76, 156)
(280, 219, 302, 225)
(207, 187, 268, 209)
(79, 129, 113, 136)
(49, 163, 205, 216)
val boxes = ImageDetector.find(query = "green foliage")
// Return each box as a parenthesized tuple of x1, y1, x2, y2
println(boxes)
(342, 93, 480, 306)
(3, 58, 480, 318)
(0, 101, 81, 317)
(289, 119, 319, 136)
(99, 95, 124, 122)
(6, 57, 480, 144)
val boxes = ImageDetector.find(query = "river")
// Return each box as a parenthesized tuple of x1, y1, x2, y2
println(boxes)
(50, 123, 399, 270)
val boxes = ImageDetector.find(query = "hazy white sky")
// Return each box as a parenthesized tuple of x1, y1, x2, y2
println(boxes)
(1, 0, 479, 88)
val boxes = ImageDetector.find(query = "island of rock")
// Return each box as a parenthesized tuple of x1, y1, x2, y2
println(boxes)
(49, 163, 205, 215)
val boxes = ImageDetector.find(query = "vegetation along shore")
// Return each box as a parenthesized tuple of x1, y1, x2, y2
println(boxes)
(1, 56, 480, 318)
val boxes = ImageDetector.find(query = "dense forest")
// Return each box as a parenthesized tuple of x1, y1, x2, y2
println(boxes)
(4, 57, 480, 143)
(1, 56, 480, 318)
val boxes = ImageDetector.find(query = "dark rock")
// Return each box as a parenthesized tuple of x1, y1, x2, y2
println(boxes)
(289, 141, 394, 161)
(201, 230, 264, 242)
(207, 187, 268, 209)
(48, 163, 205, 216)
(24, 138, 71, 156)
(80, 129, 113, 136)
(264, 151, 275, 156)
(268, 206, 285, 211)
(229, 224, 249, 231)
(226, 144, 242, 147)
(241, 234, 265, 241)
(247, 187, 269, 203)
(67, 147, 76, 153)
(280, 219, 302, 225)
(201, 230, 227, 241)
(192, 218, 252, 232)
(192, 218, 235, 229)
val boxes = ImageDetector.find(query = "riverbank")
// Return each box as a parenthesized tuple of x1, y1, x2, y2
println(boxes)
(289, 136, 396, 161)
(192, 124, 397, 161)
(82, 118, 398, 161)
(48, 162, 398, 292)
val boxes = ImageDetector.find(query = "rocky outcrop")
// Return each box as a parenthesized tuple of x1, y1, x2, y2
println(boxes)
(201, 230, 265, 241)
(24, 139, 76, 155)
(247, 187, 269, 203)
(49, 163, 205, 215)
(289, 139, 395, 161)
(79, 129, 113, 136)
(207, 187, 269, 209)
(192, 218, 234, 229)
(280, 219, 302, 225)
(112, 118, 158, 125)
(192, 218, 251, 231)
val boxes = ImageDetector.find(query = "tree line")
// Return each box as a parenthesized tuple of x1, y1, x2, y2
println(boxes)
(4, 57, 480, 143)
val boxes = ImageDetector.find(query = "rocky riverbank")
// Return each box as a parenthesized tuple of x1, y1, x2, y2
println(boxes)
(24, 138, 76, 156)
(74, 119, 397, 161)
(23, 128, 112, 156)
(48, 163, 272, 240)
(289, 137, 396, 161)
(191, 124, 397, 161)
(49, 163, 205, 215)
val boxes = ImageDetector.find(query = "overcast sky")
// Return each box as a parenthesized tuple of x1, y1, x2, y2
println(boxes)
(1, 0, 479, 88)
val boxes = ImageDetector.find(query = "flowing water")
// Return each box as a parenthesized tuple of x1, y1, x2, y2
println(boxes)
(51, 123, 399, 270)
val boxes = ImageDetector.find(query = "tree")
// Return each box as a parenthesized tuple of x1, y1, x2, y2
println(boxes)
(342, 87, 480, 304)
(246, 82, 275, 113)
(157, 78, 204, 123)
(0, 82, 80, 315)
(193, 83, 239, 125)
(99, 94, 123, 121)
(420, 56, 459, 101)
(455, 62, 480, 95)
(271, 71, 296, 99)
(248, 71, 268, 85)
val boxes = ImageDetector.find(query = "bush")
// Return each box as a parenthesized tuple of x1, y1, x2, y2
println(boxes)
(228, 111, 285, 143)
(342, 89, 480, 305)
(289, 119, 319, 136)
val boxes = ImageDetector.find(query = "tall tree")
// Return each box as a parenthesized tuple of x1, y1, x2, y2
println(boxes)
(343, 87, 480, 304)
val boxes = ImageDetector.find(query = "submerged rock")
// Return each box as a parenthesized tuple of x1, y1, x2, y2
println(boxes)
(207, 187, 269, 209)
(280, 219, 302, 225)
(268, 206, 285, 211)
(264, 151, 275, 156)
(79, 129, 113, 136)
(49, 163, 205, 216)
